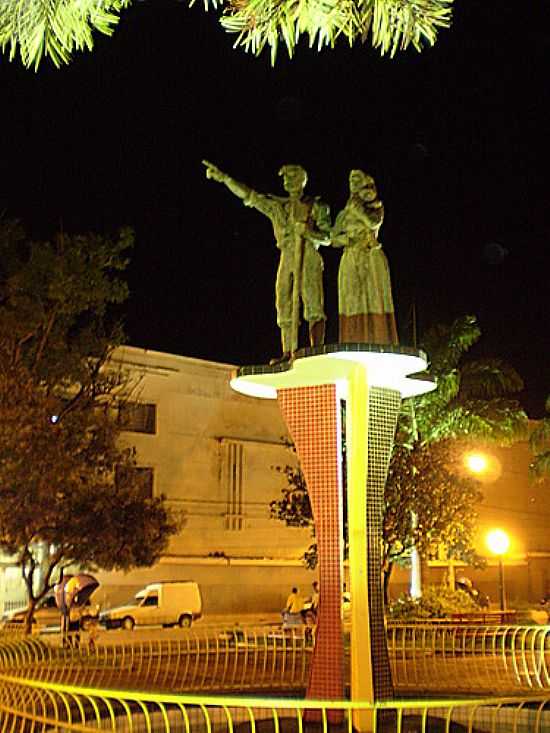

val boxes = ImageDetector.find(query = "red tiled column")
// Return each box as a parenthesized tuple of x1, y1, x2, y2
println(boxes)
(277, 384, 344, 703)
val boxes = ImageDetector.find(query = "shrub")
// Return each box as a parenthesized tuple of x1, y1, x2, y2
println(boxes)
(387, 585, 478, 621)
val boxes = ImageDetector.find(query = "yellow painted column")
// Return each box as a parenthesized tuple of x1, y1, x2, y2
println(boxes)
(347, 363, 375, 732)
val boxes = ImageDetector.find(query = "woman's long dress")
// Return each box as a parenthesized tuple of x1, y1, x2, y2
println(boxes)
(335, 202, 398, 345)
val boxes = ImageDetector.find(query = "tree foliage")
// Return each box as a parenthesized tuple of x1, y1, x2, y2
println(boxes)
(387, 584, 479, 621)
(400, 315, 528, 449)
(384, 442, 483, 568)
(382, 315, 528, 591)
(0, 0, 131, 70)
(217, 0, 453, 65)
(270, 315, 528, 597)
(0, 218, 179, 631)
(270, 464, 318, 569)
(529, 395, 550, 481)
(0, 0, 452, 70)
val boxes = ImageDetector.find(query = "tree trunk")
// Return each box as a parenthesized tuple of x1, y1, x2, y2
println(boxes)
(21, 552, 36, 636)
(24, 597, 38, 635)
(383, 561, 393, 606)
(420, 556, 430, 592)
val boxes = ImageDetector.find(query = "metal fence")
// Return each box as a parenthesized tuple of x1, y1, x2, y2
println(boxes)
(387, 624, 550, 694)
(0, 597, 27, 616)
(2, 625, 550, 731)
(1, 671, 550, 733)
(0, 624, 312, 692)
(2, 623, 550, 696)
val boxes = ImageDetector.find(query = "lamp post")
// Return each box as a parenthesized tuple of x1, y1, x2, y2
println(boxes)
(486, 528, 510, 612)
(447, 451, 490, 592)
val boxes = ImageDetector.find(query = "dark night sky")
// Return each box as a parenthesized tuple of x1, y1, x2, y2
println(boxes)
(1, 1, 548, 416)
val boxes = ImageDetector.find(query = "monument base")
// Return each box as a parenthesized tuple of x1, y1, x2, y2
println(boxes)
(231, 344, 434, 730)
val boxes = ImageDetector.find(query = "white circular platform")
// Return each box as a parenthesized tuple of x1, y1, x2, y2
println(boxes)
(230, 344, 435, 400)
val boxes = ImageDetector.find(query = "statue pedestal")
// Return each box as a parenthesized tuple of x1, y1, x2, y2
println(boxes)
(231, 344, 434, 731)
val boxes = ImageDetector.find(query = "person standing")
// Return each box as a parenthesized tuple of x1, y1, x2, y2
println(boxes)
(285, 586, 305, 615)
(310, 580, 320, 614)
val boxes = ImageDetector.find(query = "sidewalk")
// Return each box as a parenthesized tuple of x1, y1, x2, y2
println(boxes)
(198, 612, 282, 627)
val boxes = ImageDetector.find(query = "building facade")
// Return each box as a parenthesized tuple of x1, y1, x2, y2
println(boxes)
(93, 346, 314, 615)
(1, 345, 547, 617)
(84, 348, 550, 613)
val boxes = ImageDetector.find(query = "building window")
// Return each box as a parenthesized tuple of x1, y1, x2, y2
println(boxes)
(118, 402, 156, 434)
(221, 440, 244, 530)
(115, 466, 154, 498)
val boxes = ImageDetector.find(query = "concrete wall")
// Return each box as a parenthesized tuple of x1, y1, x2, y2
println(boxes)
(94, 346, 314, 615)
(94, 561, 317, 616)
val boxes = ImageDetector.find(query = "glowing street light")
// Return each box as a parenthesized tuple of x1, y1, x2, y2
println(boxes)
(465, 452, 488, 474)
(486, 529, 510, 612)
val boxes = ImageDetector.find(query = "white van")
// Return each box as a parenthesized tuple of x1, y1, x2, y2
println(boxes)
(100, 581, 202, 630)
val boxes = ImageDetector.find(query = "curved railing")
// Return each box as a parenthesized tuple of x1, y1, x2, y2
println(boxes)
(387, 623, 550, 694)
(1, 672, 550, 732)
(0, 624, 312, 692)
(1, 622, 550, 696)
(2, 625, 550, 731)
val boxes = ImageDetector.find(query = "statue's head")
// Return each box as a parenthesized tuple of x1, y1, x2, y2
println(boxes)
(279, 164, 307, 195)
(349, 169, 377, 199)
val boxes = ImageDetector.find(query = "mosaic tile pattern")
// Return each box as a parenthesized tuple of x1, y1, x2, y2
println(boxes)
(277, 382, 400, 711)
(365, 386, 401, 701)
(277, 385, 345, 703)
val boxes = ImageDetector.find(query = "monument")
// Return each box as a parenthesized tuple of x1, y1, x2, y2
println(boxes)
(205, 163, 435, 732)
(203, 160, 331, 361)
(331, 169, 398, 345)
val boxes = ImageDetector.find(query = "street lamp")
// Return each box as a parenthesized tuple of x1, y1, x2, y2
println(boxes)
(486, 528, 510, 612)
(465, 452, 488, 474)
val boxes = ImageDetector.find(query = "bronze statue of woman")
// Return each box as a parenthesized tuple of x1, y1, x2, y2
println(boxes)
(331, 170, 398, 345)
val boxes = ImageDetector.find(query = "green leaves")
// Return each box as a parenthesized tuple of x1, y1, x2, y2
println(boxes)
(387, 585, 480, 621)
(0, 0, 132, 70)
(211, 0, 453, 63)
(459, 360, 524, 400)
(0, 218, 178, 622)
(0, 0, 451, 68)
(270, 464, 313, 529)
(380, 314, 529, 587)
(402, 315, 528, 448)
(420, 315, 481, 376)
(385, 441, 483, 566)
(529, 397, 550, 481)
(0, 221, 133, 386)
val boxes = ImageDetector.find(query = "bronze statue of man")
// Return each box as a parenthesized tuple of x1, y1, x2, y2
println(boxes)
(203, 160, 330, 360)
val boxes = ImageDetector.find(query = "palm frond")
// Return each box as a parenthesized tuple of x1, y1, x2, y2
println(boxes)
(530, 417, 550, 455)
(530, 451, 550, 482)
(459, 359, 524, 400)
(409, 396, 527, 447)
(421, 315, 480, 376)
(0, 0, 131, 70)
(529, 396, 550, 481)
(425, 399, 528, 445)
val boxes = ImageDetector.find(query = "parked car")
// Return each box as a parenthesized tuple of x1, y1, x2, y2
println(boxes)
(3, 594, 100, 631)
(100, 581, 202, 630)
